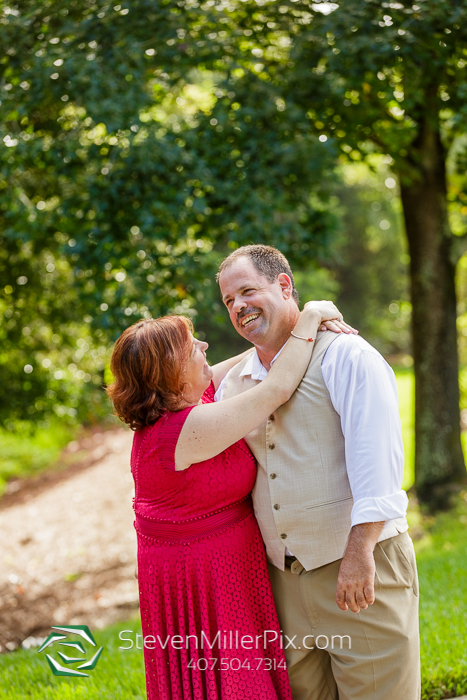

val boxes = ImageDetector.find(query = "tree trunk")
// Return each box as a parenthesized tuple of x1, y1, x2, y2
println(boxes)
(399, 118, 466, 510)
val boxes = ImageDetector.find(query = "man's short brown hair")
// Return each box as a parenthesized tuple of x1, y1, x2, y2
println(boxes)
(217, 245, 299, 304)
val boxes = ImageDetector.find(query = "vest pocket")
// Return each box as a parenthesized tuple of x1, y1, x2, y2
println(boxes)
(303, 495, 353, 510)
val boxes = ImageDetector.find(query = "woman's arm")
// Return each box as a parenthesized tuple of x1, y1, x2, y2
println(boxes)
(209, 319, 358, 391)
(210, 349, 254, 391)
(174, 300, 340, 470)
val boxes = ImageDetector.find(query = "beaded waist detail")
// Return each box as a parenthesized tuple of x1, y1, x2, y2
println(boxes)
(134, 496, 253, 542)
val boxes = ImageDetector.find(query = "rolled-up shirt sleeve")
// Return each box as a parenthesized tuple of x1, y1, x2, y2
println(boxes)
(321, 335, 408, 527)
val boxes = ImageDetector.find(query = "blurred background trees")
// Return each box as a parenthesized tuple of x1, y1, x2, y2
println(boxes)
(1, 0, 466, 507)
(272, 0, 467, 506)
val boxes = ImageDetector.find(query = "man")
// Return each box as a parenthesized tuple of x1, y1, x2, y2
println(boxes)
(215, 245, 420, 700)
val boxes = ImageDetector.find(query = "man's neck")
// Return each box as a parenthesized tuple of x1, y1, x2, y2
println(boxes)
(256, 345, 284, 372)
(255, 308, 300, 371)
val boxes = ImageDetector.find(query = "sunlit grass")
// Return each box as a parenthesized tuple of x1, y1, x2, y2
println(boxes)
(0, 421, 76, 497)
(0, 619, 145, 700)
(394, 366, 467, 490)
(415, 494, 467, 700)
(394, 367, 415, 489)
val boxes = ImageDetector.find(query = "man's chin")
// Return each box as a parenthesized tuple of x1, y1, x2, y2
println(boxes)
(237, 317, 264, 339)
(239, 325, 266, 343)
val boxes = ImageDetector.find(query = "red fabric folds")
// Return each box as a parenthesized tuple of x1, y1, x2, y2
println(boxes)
(135, 496, 253, 542)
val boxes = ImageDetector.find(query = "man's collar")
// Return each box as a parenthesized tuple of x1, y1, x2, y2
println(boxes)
(239, 343, 287, 381)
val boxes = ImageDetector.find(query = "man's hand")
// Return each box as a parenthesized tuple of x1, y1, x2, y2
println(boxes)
(336, 522, 384, 613)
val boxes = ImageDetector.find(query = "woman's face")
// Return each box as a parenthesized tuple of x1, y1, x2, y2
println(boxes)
(182, 334, 213, 403)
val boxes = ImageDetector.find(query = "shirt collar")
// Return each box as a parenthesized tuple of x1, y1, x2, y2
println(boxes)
(239, 344, 287, 381)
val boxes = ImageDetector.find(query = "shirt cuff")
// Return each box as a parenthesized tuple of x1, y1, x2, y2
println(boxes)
(350, 490, 409, 527)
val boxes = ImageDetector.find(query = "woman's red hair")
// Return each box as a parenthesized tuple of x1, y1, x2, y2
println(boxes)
(106, 315, 194, 431)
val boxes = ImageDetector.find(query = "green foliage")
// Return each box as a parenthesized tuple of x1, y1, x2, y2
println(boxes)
(0, 420, 76, 496)
(0, 245, 112, 424)
(456, 257, 467, 366)
(0, 0, 339, 424)
(269, 0, 467, 182)
(331, 161, 411, 355)
(2, 0, 467, 492)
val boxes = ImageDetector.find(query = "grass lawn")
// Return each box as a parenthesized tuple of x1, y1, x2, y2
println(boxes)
(395, 366, 467, 490)
(413, 494, 467, 699)
(0, 619, 146, 700)
(395, 367, 415, 489)
(0, 420, 77, 497)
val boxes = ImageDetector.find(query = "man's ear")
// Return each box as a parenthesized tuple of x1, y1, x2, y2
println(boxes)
(277, 273, 293, 300)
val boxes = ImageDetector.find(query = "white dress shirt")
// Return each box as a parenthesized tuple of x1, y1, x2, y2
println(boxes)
(215, 333, 409, 543)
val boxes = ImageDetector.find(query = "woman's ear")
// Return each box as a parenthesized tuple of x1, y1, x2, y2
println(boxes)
(277, 273, 293, 300)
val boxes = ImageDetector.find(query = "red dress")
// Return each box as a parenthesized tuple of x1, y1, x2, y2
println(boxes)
(132, 384, 292, 700)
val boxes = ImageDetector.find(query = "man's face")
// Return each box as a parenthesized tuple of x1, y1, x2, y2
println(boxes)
(218, 257, 292, 345)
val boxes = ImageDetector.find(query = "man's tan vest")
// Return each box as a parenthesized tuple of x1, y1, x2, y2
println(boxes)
(223, 331, 353, 571)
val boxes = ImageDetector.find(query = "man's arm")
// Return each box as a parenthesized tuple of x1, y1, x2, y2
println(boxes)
(322, 335, 408, 613)
(335, 522, 383, 613)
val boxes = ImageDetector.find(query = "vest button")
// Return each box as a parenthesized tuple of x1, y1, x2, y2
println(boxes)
(268, 443, 276, 450)
(270, 473, 277, 479)
(280, 533, 287, 539)
(273, 504, 280, 510)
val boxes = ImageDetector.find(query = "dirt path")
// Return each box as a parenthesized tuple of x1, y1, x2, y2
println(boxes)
(0, 428, 138, 652)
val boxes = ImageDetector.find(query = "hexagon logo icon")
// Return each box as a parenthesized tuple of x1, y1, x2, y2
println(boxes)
(37, 625, 104, 677)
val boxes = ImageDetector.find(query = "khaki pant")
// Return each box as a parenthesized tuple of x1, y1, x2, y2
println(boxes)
(268, 532, 420, 700)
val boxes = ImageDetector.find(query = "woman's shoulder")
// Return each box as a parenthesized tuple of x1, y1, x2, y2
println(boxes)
(132, 385, 214, 469)
(136, 409, 187, 445)
(134, 406, 195, 471)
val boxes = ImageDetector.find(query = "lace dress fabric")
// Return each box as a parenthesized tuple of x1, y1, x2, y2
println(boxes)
(132, 383, 292, 700)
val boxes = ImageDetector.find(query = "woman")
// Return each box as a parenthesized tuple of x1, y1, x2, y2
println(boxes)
(107, 301, 352, 700)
